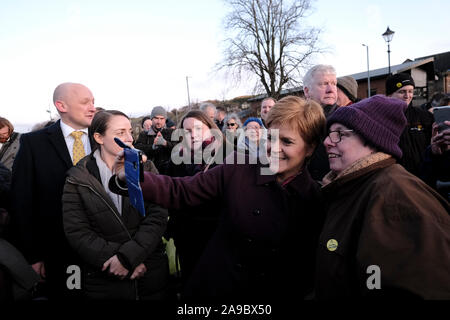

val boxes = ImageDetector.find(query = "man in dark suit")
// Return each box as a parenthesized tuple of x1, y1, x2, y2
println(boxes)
(10, 82, 96, 299)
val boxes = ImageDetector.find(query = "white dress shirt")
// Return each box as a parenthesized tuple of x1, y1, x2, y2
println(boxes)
(60, 121, 91, 162)
(93, 149, 122, 215)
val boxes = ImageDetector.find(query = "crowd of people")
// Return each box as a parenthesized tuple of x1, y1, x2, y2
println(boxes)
(0, 65, 449, 302)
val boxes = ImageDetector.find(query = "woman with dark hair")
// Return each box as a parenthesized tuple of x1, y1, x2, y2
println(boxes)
(317, 95, 450, 299)
(111, 97, 327, 302)
(62, 110, 169, 300)
(165, 110, 232, 291)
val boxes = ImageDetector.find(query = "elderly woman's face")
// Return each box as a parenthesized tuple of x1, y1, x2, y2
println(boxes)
(267, 123, 313, 183)
(225, 118, 238, 132)
(324, 123, 374, 174)
(245, 121, 262, 142)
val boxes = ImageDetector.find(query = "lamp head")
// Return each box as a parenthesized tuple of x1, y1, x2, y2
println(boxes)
(382, 26, 395, 43)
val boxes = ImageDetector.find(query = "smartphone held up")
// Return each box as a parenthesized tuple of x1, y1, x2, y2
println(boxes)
(433, 106, 450, 133)
(114, 137, 146, 216)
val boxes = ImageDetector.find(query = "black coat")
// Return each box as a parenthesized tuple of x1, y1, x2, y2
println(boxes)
(0, 162, 10, 212)
(133, 127, 176, 175)
(421, 146, 450, 201)
(10, 121, 83, 299)
(307, 104, 338, 181)
(399, 105, 433, 176)
(62, 154, 169, 300)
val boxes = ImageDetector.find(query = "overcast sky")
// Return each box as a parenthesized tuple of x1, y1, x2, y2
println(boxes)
(1, 0, 449, 132)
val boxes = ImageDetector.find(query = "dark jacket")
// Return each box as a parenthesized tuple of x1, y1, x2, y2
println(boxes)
(215, 119, 224, 131)
(399, 105, 433, 176)
(316, 153, 450, 299)
(62, 154, 169, 300)
(112, 153, 326, 302)
(0, 164, 38, 301)
(421, 147, 450, 201)
(0, 238, 40, 301)
(133, 127, 176, 175)
(10, 121, 84, 299)
(307, 103, 338, 181)
(0, 162, 10, 213)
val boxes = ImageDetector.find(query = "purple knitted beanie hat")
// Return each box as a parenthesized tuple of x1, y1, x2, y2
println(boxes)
(327, 95, 407, 159)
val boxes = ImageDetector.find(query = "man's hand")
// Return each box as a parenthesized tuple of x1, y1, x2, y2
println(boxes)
(153, 132, 167, 147)
(431, 121, 450, 155)
(32, 261, 46, 279)
(130, 263, 147, 280)
(102, 255, 129, 280)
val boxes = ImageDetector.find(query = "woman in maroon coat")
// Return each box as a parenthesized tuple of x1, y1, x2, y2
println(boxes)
(111, 96, 327, 302)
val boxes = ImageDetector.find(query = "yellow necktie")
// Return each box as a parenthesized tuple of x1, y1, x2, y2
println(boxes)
(71, 131, 86, 165)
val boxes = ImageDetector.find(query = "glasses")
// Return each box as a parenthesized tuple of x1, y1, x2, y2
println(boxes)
(328, 130, 354, 143)
(226, 122, 237, 127)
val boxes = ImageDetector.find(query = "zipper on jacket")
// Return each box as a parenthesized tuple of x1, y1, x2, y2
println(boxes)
(67, 178, 141, 300)
(66, 178, 133, 240)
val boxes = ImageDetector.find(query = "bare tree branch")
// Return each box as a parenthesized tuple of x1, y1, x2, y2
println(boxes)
(217, 0, 323, 98)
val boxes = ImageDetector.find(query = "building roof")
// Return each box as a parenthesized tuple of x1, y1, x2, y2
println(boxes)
(248, 54, 442, 102)
(247, 86, 303, 102)
(415, 51, 450, 73)
(348, 57, 434, 81)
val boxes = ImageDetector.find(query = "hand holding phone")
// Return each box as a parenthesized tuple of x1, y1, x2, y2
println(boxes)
(114, 138, 146, 216)
(433, 106, 450, 133)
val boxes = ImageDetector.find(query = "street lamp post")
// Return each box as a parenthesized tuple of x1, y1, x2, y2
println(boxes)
(186, 76, 191, 110)
(382, 26, 395, 74)
(362, 44, 371, 98)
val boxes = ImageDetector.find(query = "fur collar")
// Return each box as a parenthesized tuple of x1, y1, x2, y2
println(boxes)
(322, 152, 392, 187)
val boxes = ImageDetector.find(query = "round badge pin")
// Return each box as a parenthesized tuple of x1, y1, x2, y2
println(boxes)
(327, 239, 338, 251)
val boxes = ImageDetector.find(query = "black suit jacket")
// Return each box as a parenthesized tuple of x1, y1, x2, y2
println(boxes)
(10, 120, 83, 266)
